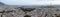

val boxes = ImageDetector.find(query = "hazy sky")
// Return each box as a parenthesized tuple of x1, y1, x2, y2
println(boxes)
(0, 0, 60, 5)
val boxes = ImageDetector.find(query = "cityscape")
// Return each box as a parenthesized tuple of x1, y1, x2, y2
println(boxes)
(0, 2, 60, 17)
(0, 0, 60, 17)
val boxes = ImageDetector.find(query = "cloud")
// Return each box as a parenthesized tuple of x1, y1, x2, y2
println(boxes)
(0, 0, 60, 5)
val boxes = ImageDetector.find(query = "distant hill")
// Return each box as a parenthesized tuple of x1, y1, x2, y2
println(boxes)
(0, 5, 60, 11)
(17, 5, 60, 8)
(0, 2, 5, 5)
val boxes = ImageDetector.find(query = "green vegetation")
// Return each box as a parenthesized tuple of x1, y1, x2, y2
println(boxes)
(21, 8, 35, 12)
(20, 7, 35, 14)
(45, 13, 47, 17)
(20, 7, 35, 17)
(24, 15, 31, 17)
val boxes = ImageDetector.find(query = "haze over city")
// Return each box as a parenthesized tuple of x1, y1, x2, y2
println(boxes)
(0, 0, 60, 5)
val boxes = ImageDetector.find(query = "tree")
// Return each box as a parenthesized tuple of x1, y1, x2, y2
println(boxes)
(24, 15, 31, 17)
(20, 7, 35, 14)
(45, 13, 47, 17)
(0, 10, 13, 17)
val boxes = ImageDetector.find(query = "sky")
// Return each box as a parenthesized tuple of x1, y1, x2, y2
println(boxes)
(0, 0, 60, 5)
